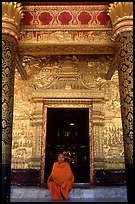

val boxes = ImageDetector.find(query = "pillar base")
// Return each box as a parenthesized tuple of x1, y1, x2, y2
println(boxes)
(125, 163, 133, 202)
(2, 164, 11, 202)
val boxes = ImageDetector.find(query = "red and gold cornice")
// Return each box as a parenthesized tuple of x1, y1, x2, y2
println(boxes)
(108, 2, 133, 39)
(22, 2, 110, 6)
(2, 2, 24, 41)
(17, 4, 114, 55)
(21, 5, 111, 30)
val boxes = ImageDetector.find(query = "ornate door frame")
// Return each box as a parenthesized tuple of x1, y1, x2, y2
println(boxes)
(40, 98, 94, 185)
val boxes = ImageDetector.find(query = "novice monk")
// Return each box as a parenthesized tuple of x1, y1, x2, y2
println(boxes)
(47, 153, 74, 201)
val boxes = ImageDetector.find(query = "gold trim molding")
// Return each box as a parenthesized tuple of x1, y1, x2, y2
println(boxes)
(18, 43, 115, 55)
(18, 30, 113, 45)
(31, 98, 101, 105)
(108, 2, 133, 39)
(2, 2, 24, 40)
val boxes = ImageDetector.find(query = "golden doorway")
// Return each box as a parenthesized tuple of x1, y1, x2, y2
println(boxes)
(40, 100, 94, 186)
(44, 108, 90, 183)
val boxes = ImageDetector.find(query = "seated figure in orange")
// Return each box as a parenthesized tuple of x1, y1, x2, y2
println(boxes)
(47, 153, 74, 201)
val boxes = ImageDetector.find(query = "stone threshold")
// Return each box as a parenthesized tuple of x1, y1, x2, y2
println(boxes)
(11, 186, 127, 199)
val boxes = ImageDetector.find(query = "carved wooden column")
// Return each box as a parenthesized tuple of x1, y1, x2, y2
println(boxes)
(108, 2, 133, 202)
(2, 2, 23, 202)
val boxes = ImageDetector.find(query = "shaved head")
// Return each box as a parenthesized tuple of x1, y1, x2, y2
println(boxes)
(57, 153, 65, 163)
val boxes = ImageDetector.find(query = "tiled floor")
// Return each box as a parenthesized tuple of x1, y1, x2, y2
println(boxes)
(11, 198, 127, 202)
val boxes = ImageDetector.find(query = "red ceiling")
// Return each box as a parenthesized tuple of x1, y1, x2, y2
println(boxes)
(22, 2, 110, 6)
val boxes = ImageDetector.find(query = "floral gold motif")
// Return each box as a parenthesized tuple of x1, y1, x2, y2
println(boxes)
(2, 2, 24, 40)
(108, 2, 133, 39)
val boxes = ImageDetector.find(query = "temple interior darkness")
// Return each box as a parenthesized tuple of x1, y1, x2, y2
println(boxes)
(45, 108, 89, 183)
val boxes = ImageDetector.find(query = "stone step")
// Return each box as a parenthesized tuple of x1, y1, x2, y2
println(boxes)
(11, 186, 127, 199)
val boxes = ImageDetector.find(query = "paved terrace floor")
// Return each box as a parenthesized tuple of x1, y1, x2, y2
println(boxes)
(10, 185, 127, 202)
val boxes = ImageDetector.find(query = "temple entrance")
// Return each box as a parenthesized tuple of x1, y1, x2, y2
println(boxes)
(44, 108, 90, 183)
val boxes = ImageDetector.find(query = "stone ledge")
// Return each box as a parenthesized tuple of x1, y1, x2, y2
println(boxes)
(11, 186, 127, 199)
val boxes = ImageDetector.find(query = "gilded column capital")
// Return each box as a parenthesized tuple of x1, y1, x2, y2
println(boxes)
(108, 2, 133, 39)
(2, 2, 24, 41)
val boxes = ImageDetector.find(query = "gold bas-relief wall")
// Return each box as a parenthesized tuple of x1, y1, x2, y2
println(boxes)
(93, 72, 125, 170)
(11, 55, 125, 170)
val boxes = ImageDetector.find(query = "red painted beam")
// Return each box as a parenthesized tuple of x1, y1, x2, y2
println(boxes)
(21, 2, 110, 6)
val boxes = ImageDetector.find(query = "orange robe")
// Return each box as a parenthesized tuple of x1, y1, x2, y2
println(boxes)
(47, 161, 74, 200)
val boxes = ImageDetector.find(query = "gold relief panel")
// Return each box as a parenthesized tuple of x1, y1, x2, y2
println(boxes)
(98, 70, 122, 118)
(19, 30, 113, 45)
(94, 126, 104, 160)
(13, 68, 35, 118)
(31, 91, 106, 101)
(12, 69, 43, 169)
(12, 125, 43, 169)
(105, 163, 125, 169)
(11, 119, 34, 169)
(12, 77, 43, 169)
(94, 125, 125, 170)
(92, 71, 124, 170)
(102, 126, 124, 161)
(94, 162, 125, 170)
(19, 55, 112, 93)
(30, 103, 43, 167)
(18, 30, 114, 55)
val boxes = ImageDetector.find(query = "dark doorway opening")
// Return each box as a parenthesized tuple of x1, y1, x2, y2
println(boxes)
(44, 108, 90, 183)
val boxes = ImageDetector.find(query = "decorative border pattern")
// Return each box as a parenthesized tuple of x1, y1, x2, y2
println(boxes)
(21, 5, 111, 30)
(89, 104, 95, 185)
(2, 35, 16, 164)
(116, 31, 133, 164)
(18, 30, 113, 44)
(40, 104, 47, 185)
